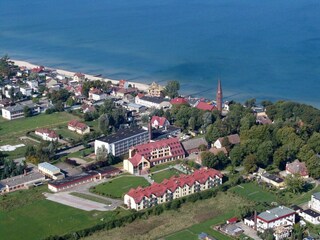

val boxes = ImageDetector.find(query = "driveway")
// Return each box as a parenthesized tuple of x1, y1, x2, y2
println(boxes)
(237, 221, 261, 240)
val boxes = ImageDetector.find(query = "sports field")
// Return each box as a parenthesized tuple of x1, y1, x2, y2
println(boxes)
(91, 176, 150, 198)
(230, 182, 277, 203)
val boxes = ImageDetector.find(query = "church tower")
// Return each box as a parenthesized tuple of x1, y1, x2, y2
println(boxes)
(216, 79, 223, 111)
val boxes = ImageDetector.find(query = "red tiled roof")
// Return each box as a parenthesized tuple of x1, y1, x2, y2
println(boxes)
(74, 72, 85, 77)
(137, 93, 145, 98)
(32, 66, 45, 73)
(119, 79, 127, 88)
(286, 159, 308, 176)
(89, 88, 102, 95)
(126, 168, 223, 203)
(68, 120, 89, 131)
(128, 153, 144, 167)
(151, 116, 169, 127)
(35, 128, 58, 139)
(131, 138, 185, 161)
(170, 97, 188, 105)
(227, 217, 238, 224)
(196, 101, 216, 111)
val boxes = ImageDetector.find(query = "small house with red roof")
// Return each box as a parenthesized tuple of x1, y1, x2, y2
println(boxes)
(119, 79, 129, 89)
(170, 97, 188, 105)
(123, 138, 185, 175)
(68, 120, 90, 135)
(151, 116, 170, 129)
(73, 73, 85, 82)
(286, 159, 309, 178)
(35, 128, 59, 142)
(196, 101, 216, 112)
(124, 168, 223, 210)
(88, 88, 107, 101)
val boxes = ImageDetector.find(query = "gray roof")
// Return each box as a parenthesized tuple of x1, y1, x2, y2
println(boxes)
(140, 96, 168, 104)
(98, 127, 148, 144)
(312, 192, 320, 200)
(38, 162, 60, 172)
(181, 137, 208, 151)
(258, 206, 295, 222)
(0, 171, 44, 188)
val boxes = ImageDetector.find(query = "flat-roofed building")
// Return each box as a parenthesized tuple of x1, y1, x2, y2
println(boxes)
(1, 103, 40, 120)
(38, 162, 64, 180)
(309, 192, 320, 213)
(0, 171, 45, 194)
(95, 127, 149, 157)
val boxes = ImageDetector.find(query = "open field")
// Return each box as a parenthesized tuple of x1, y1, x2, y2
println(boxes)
(84, 192, 251, 240)
(230, 182, 277, 203)
(55, 126, 82, 142)
(149, 161, 180, 173)
(0, 112, 79, 146)
(151, 168, 182, 183)
(0, 186, 129, 240)
(91, 176, 150, 199)
(66, 147, 94, 161)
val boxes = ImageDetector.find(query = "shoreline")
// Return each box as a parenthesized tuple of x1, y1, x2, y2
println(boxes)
(11, 59, 150, 92)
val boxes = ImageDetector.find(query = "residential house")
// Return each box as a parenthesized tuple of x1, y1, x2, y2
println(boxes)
(81, 104, 96, 113)
(286, 159, 309, 178)
(259, 172, 285, 188)
(127, 103, 146, 113)
(147, 82, 163, 97)
(119, 79, 129, 89)
(170, 97, 189, 106)
(124, 168, 223, 210)
(94, 127, 149, 157)
(151, 116, 170, 129)
(300, 209, 320, 225)
(123, 138, 185, 175)
(68, 120, 90, 135)
(309, 192, 320, 213)
(113, 87, 137, 98)
(46, 78, 58, 89)
(209, 147, 228, 156)
(196, 101, 216, 112)
(213, 134, 240, 149)
(26, 80, 39, 91)
(73, 72, 85, 82)
(181, 137, 208, 155)
(20, 86, 32, 97)
(35, 128, 59, 141)
(88, 88, 107, 101)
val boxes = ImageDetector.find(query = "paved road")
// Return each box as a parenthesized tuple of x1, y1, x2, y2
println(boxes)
(45, 192, 113, 211)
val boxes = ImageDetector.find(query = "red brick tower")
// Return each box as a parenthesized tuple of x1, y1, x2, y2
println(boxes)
(216, 79, 223, 111)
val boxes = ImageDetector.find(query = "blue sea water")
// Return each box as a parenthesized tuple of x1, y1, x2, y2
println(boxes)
(0, 0, 319, 107)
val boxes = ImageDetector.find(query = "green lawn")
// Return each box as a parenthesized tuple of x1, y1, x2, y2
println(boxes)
(55, 126, 82, 142)
(290, 185, 320, 205)
(150, 161, 180, 173)
(70, 192, 111, 205)
(166, 229, 198, 240)
(151, 168, 182, 183)
(230, 182, 277, 203)
(0, 183, 130, 240)
(91, 176, 150, 199)
(67, 147, 94, 160)
(0, 112, 79, 145)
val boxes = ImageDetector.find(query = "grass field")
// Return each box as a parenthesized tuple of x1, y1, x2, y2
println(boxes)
(230, 182, 277, 203)
(55, 126, 82, 142)
(0, 112, 79, 146)
(150, 161, 180, 173)
(70, 192, 111, 205)
(91, 176, 150, 198)
(84, 191, 251, 240)
(290, 184, 320, 205)
(0, 185, 129, 240)
(151, 168, 182, 183)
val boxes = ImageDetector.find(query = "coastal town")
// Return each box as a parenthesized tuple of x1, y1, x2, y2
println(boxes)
(0, 56, 320, 240)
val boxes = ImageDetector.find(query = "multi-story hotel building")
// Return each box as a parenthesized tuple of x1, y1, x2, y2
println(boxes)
(124, 168, 223, 211)
(123, 138, 185, 175)
(94, 127, 149, 157)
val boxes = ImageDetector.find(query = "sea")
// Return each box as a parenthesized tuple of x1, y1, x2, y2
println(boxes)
(0, 0, 319, 108)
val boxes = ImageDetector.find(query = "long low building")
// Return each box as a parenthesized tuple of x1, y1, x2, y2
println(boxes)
(124, 168, 223, 211)
(0, 170, 46, 194)
(48, 167, 121, 192)
(38, 162, 65, 180)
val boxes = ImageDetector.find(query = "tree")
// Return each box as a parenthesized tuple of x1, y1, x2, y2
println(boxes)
(307, 132, 320, 153)
(259, 229, 274, 240)
(98, 114, 110, 135)
(243, 154, 258, 173)
(96, 145, 108, 162)
(285, 174, 305, 194)
(244, 98, 256, 108)
(66, 96, 75, 107)
(229, 145, 244, 166)
(23, 106, 32, 117)
(188, 117, 196, 130)
(306, 155, 320, 179)
(201, 151, 217, 168)
(261, 100, 273, 108)
(163, 80, 180, 98)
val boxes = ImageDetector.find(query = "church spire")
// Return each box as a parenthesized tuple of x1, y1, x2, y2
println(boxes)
(216, 79, 223, 112)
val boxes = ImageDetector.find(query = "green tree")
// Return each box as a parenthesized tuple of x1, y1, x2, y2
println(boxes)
(23, 106, 32, 117)
(285, 174, 305, 194)
(307, 132, 320, 153)
(98, 114, 110, 135)
(243, 154, 258, 173)
(96, 145, 108, 162)
(163, 80, 180, 98)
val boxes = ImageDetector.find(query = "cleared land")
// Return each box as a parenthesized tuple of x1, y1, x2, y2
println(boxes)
(151, 168, 182, 183)
(0, 186, 129, 240)
(230, 182, 277, 203)
(84, 192, 250, 240)
(91, 176, 150, 199)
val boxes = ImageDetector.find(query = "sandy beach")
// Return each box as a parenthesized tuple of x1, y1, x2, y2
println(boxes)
(12, 59, 150, 91)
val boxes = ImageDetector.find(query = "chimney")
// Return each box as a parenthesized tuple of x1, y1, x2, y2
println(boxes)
(24, 169, 27, 176)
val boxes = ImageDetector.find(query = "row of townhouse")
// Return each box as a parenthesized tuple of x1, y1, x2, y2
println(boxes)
(124, 168, 223, 211)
